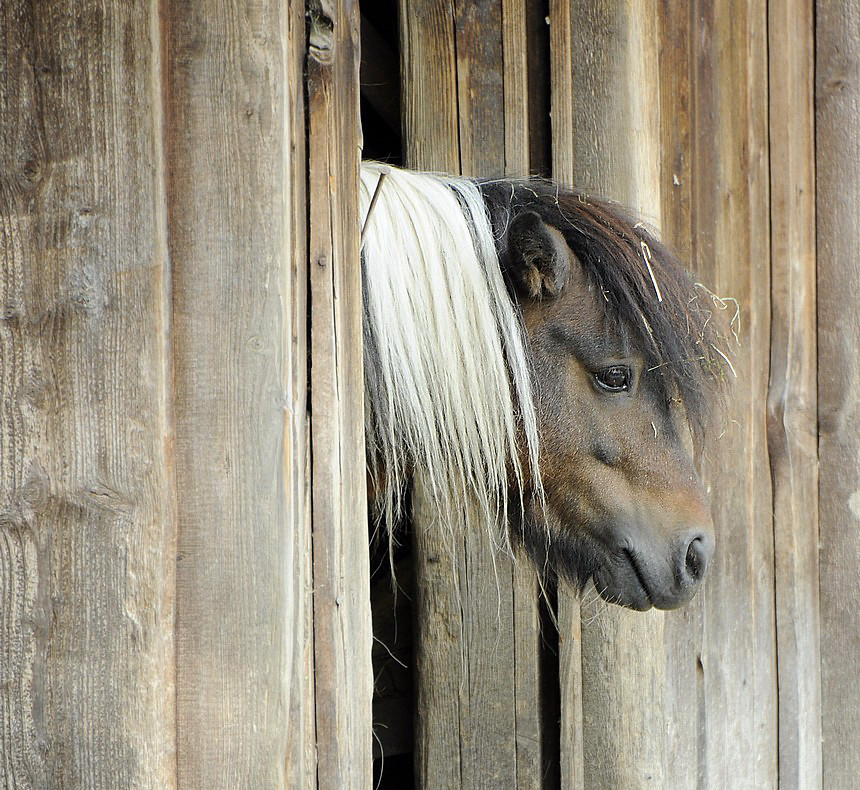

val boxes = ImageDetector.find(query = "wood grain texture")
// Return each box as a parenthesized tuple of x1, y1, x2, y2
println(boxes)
(548, 15, 586, 779)
(502, 6, 546, 787)
(307, 1, 373, 787)
(688, 1, 777, 787)
(284, 2, 315, 788)
(454, 0, 505, 178)
(412, 491, 524, 790)
(411, 484, 466, 789)
(660, 4, 779, 788)
(767, 1, 821, 787)
(548, 0, 575, 182)
(502, 0, 529, 179)
(398, 0, 460, 171)
(557, 588, 584, 790)
(816, 1, 860, 786)
(164, 0, 294, 786)
(0, 1, 175, 787)
(404, 0, 522, 777)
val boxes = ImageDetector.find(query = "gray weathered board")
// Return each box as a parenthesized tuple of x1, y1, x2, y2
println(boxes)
(400, 2, 547, 787)
(817, 0, 860, 787)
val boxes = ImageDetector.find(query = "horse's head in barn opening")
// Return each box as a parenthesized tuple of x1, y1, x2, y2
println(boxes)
(360, 163, 735, 611)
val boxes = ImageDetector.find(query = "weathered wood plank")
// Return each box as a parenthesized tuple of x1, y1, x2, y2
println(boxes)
(397, 5, 465, 783)
(767, 2, 821, 787)
(688, 1, 777, 787)
(307, 0, 373, 787)
(455, 0, 505, 178)
(0, 1, 175, 787)
(556, 588, 584, 790)
(502, 5, 547, 787)
(548, 0, 575, 182)
(164, 0, 294, 785)
(411, 484, 466, 788)
(501, 5, 546, 780)
(284, 2, 315, 788)
(399, 0, 460, 172)
(548, 5, 583, 787)
(406, 0, 522, 774)
(816, 1, 860, 786)
(502, 0, 529, 178)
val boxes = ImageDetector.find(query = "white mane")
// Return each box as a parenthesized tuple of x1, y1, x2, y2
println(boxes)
(359, 162, 543, 554)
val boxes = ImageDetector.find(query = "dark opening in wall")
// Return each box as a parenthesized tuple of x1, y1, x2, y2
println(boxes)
(360, 3, 403, 165)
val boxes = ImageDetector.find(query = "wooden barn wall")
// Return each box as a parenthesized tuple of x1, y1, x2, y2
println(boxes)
(305, 1, 372, 787)
(393, 1, 838, 789)
(1, 1, 372, 789)
(0, 0, 854, 787)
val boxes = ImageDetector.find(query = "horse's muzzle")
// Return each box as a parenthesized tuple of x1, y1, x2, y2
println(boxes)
(593, 529, 715, 610)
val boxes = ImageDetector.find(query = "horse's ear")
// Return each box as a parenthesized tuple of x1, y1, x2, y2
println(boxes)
(504, 211, 572, 299)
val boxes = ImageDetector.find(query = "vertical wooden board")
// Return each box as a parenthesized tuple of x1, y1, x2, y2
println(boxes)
(456, 534, 517, 790)
(689, 1, 777, 787)
(657, 0, 694, 262)
(411, 485, 464, 789)
(816, 1, 860, 786)
(562, 0, 663, 218)
(164, 1, 292, 786)
(767, 2, 821, 788)
(398, 0, 460, 171)
(454, 0, 504, 178)
(548, 9, 586, 786)
(551, 3, 670, 788)
(502, 0, 529, 177)
(398, 6, 467, 780)
(284, 2, 315, 788)
(307, 0, 373, 787)
(0, 2, 175, 788)
(510, 564, 544, 789)
(557, 588, 584, 790)
(548, 0, 575, 181)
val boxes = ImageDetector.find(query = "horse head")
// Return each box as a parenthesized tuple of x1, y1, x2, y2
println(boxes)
(493, 199, 728, 610)
(361, 164, 734, 611)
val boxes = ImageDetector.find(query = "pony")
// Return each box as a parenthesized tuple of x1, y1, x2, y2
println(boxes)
(358, 162, 735, 610)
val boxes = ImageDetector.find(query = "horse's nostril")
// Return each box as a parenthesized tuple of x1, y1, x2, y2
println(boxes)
(686, 540, 703, 578)
(682, 533, 714, 584)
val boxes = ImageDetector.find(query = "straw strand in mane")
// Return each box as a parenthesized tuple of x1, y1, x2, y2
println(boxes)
(359, 162, 543, 553)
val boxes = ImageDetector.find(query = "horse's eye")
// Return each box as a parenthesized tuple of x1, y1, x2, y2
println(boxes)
(595, 365, 631, 392)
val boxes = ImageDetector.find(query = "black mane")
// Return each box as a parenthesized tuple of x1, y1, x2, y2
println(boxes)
(479, 180, 733, 438)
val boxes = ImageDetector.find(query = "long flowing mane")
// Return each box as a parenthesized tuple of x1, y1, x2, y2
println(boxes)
(359, 163, 735, 553)
(359, 163, 542, 551)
